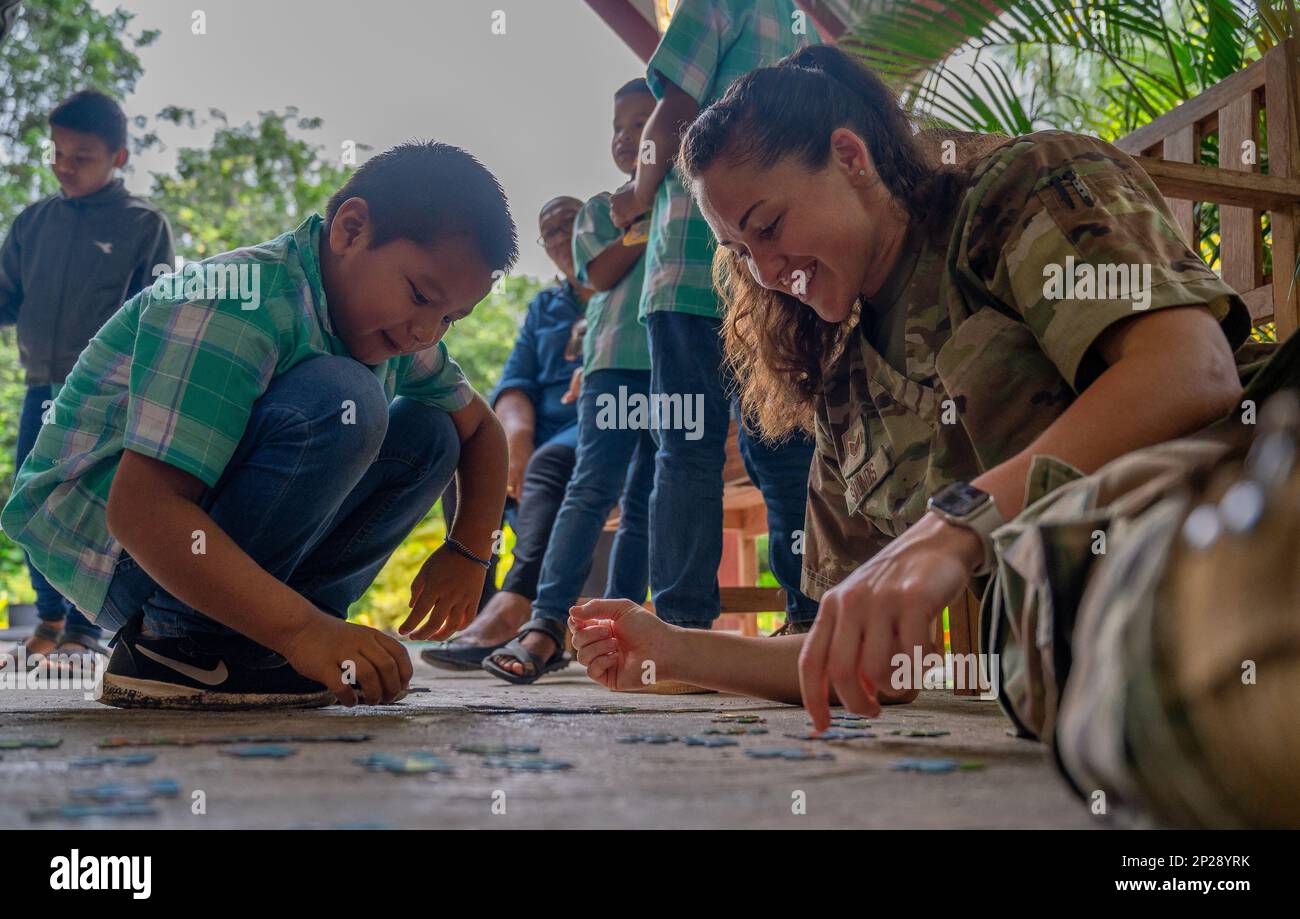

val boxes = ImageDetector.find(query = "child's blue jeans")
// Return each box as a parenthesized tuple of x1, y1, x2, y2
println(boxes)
(645, 311, 819, 628)
(97, 355, 460, 640)
(530, 368, 655, 626)
(16, 384, 102, 643)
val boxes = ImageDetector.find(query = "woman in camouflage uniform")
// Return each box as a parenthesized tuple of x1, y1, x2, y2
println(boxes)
(567, 46, 1255, 725)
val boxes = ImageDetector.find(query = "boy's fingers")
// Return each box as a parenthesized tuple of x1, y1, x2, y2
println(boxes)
(361, 645, 403, 704)
(350, 657, 382, 707)
(330, 679, 359, 708)
(374, 631, 413, 686)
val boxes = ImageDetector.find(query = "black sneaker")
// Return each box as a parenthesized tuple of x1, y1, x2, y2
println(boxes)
(99, 617, 335, 710)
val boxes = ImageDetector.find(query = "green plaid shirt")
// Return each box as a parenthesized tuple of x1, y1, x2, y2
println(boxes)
(572, 192, 650, 374)
(1, 214, 474, 619)
(641, 0, 820, 320)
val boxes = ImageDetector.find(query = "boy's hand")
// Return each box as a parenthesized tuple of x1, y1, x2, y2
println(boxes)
(609, 185, 648, 230)
(568, 599, 680, 691)
(402, 544, 488, 641)
(505, 429, 534, 500)
(279, 614, 412, 707)
(561, 366, 583, 405)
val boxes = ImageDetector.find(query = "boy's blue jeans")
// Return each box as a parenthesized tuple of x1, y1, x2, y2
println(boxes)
(16, 384, 102, 643)
(97, 356, 460, 641)
(645, 311, 818, 629)
(531, 368, 655, 625)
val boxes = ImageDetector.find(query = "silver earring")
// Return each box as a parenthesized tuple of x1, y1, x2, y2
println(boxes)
(858, 169, 866, 176)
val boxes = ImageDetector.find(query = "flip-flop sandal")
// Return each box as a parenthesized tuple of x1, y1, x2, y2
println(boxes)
(420, 635, 500, 671)
(0, 621, 62, 672)
(482, 618, 570, 685)
(45, 634, 110, 674)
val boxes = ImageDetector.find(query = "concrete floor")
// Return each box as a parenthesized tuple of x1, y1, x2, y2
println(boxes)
(0, 652, 1096, 829)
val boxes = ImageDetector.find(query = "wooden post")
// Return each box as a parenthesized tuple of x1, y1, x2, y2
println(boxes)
(1163, 124, 1201, 248)
(1219, 91, 1263, 296)
(1265, 38, 1299, 339)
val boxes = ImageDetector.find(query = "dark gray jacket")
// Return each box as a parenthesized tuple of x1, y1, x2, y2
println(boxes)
(0, 179, 174, 385)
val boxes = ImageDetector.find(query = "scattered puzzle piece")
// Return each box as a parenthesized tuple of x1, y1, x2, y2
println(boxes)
(0, 737, 62, 749)
(701, 726, 768, 735)
(787, 729, 876, 741)
(69, 779, 180, 802)
(744, 747, 834, 761)
(67, 753, 156, 769)
(888, 729, 951, 738)
(890, 758, 985, 773)
(682, 736, 739, 747)
(29, 801, 159, 821)
(221, 745, 297, 758)
(452, 743, 541, 756)
(354, 752, 452, 775)
(712, 715, 765, 724)
(481, 756, 573, 772)
(617, 734, 678, 744)
(99, 733, 372, 748)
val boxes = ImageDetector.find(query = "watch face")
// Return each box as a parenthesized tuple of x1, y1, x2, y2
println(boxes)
(931, 482, 990, 517)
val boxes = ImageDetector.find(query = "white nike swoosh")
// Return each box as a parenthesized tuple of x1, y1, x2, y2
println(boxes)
(137, 645, 230, 686)
(93, 241, 113, 253)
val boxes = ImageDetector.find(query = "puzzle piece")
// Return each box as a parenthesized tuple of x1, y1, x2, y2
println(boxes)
(29, 801, 159, 821)
(67, 753, 156, 769)
(888, 729, 951, 738)
(617, 733, 678, 744)
(712, 715, 765, 724)
(69, 779, 181, 802)
(682, 736, 739, 747)
(221, 745, 297, 758)
(701, 726, 768, 735)
(99, 733, 372, 748)
(787, 729, 876, 741)
(480, 756, 573, 772)
(452, 744, 541, 756)
(0, 737, 62, 749)
(744, 747, 834, 761)
(354, 752, 452, 775)
(890, 758, 985, 773)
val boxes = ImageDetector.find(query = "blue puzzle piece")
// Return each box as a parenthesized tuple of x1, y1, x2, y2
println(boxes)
(69, 779, 180, 802)
(67, 753, 156, 768)
(354, 752, 453, 775)
(221, 745, 297, 758)
(481, 756, 573, 772)
(29, 801, 159, 821)
(682, 736, 739, 747)
(744, 747, 834, 761)
(617, 734, 678, 744)
(452, 744, 541, 756)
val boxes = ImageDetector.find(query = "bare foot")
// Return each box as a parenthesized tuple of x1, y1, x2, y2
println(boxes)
(448, 591, 531, 647)
(493, 630, 558, 677)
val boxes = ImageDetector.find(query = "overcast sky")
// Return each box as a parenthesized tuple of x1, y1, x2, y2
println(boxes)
(97, 0, 647, 280)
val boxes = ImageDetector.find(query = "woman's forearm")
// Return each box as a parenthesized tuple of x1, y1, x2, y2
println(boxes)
(493, 389, 535, 444)
(663, 628, 807, 703)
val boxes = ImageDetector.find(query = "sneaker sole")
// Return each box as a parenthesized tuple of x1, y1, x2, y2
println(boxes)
(99, 673, 335, 711)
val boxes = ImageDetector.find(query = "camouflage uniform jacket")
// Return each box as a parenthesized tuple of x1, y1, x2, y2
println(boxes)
(802, 130, 1253, 600)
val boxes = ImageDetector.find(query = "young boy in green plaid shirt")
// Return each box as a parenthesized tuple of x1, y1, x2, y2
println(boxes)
(608, 0, 823, 633)
(486, 79, 658, 682)
(1, 142, 515, 709)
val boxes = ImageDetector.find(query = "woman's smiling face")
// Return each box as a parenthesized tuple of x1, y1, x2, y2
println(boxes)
(695, 128, 898, 323)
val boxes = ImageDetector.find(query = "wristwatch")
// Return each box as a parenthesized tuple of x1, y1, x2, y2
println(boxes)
(926, 482, 1004, 576)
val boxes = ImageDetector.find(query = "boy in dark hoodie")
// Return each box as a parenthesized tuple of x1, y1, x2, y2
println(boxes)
(0, 89, 174, 669)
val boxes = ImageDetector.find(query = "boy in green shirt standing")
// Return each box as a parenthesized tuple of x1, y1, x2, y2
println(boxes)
(1, 142, 515, 709)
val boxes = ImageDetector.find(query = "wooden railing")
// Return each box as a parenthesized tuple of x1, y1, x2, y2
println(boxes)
(1115, 37, 1300, 339)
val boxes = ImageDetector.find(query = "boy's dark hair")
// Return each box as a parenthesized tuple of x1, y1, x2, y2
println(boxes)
(49, 90, 128, 151)
(615, 78, 653, 101)
(325, 141, 519, 272)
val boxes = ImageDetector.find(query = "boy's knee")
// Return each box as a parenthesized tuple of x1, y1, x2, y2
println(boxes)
(270, 356, 390, 450)
(388, 397, 460, 483)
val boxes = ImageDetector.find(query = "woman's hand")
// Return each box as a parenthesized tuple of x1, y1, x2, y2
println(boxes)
(400, 544, 488, 641)
(569, 599, 682, 691)
(798, 512, 982, 730)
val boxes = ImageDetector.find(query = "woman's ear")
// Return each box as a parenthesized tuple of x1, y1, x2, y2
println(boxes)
(829, 127, 874, 183)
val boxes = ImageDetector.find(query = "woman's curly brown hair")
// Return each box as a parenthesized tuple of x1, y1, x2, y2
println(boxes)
(677, 44, 1000, 440)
